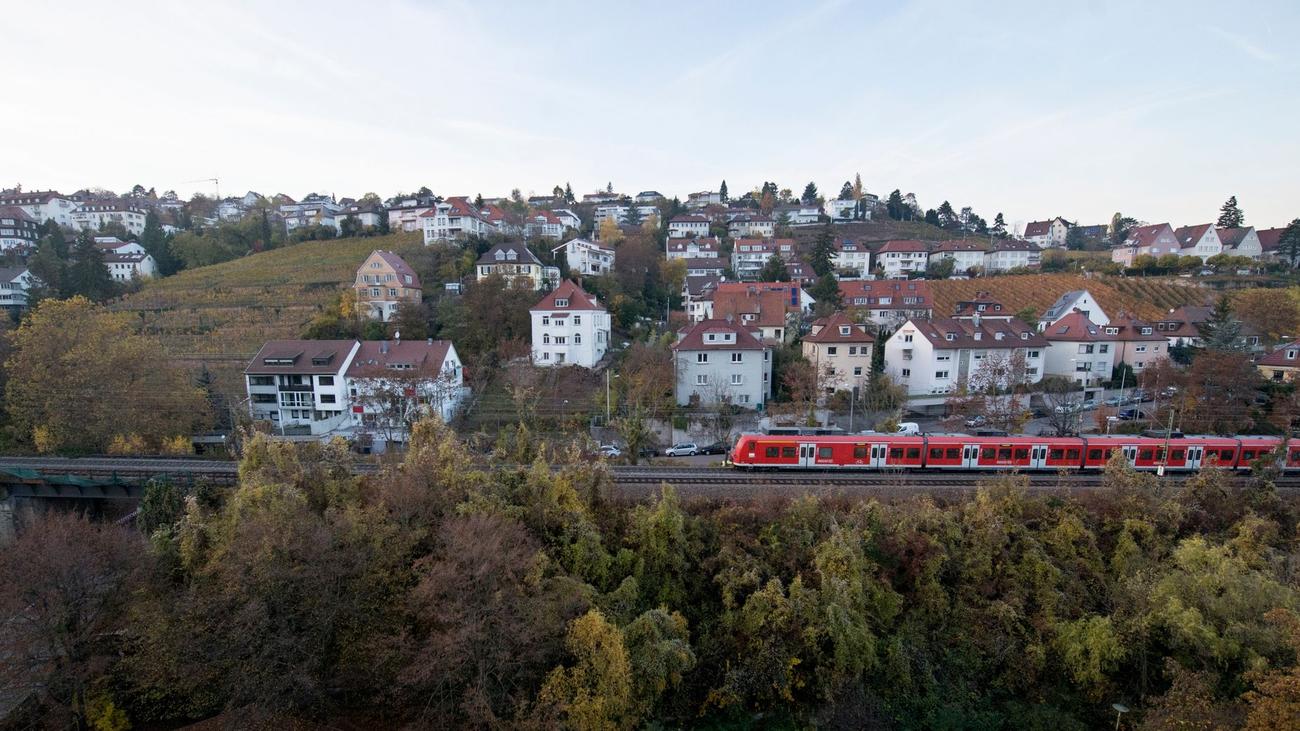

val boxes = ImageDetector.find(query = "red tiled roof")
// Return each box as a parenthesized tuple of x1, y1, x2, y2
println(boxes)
(1173, 223, 1213, 250)
(1258, 341, 1300, 367)
(876, 239, 927, 253)
(903, 317, 1048, 349)
(1257, 227, 1286, 253)
(0, 205, 35, 222)
(1217, 227, 1254, 248)
(1124, 223, 1174, 248)
(531, 279, 604, 312)
(711, 289, 789, 328)
(671, 319, 766, 351)
(804, 311, 875, 344)
(346, 339, 453, 377)
(931, 239, 987, 253)
(1023, 220, 1052, 238)
(1042, 312, 1117, 342)
(367, 250, 422, 289)
(839, 279, 932, 309)
(669, 214, 710, 224)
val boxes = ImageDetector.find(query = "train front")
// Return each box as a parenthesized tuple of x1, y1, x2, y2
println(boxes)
(729, 435, 756, 468)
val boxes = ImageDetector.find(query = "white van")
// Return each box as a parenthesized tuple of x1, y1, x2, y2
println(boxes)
(895, 422, 921, 436)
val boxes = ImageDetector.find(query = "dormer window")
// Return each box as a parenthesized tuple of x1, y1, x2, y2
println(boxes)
(1141, 327, 1152, 335)
(1288, 350, 1297, 360)
(944, 333, 955, 341)
(555, 298, 568, 307)
(994, 332, 1004, 340)
(973, 332, 982, 340)
(839, 326, 851, 336)
(1105, 327, 1118, 335)
(494, 251, 505, 261)
(506, 250, 517, 260)
(1020, 332, 1029, 340)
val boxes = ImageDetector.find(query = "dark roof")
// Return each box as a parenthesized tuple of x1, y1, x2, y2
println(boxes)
(989, 239, 1039, 252)
(1023, 220, 1052, 237)
(531, 279, 604, 312)
(903, 317, 1048, 349)
(953, 292, 1007, 316)
(365, 250, 422, 289)
(1124, 223, 1174, 248)
(684, 275, 721, 297)
(838, 279, 932, 310)
(1041, 290, 1095, 322)
(804, 312, 875, 344)
(1104, 313, 1169, 342)
(246, 340, 357, 375)
(477, 241, 541, 266)
(931, 239, 987, 253)
(683, 257, 725, 270)
(0, 266, 30, 282)
(1173, 223, 1214, 249)
(0, 206, 35, 222)
(671, 319, 766, 351)
(1257, 227, 1286, 253)
(346, 339, 453, 377)
(669, 214, 710, 224)
(1217, 227, 1254, 248)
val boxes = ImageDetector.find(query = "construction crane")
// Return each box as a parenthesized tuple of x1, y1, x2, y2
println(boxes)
(181, 177, 220, 199)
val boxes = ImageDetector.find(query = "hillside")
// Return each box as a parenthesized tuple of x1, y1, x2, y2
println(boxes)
(792, 219, 955, 243)
(930, 274, 1212, 321)
(114, 232, 425, 357)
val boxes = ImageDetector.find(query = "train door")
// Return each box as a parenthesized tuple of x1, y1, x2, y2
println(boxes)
(1121, 445, 1138, 465)
(798, 443, 818, 468)
(961, 443, 980, 469)
(869, 443, 888, 468)
(1027, 444, 1048, 469)
(1186, 445, 1204, 469)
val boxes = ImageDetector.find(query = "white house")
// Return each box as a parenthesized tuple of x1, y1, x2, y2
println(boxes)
(731, 238, 795, 280)
(671, 319, 772, 408)
(667, 237, 721, 260)
(773, 203, 822, 225)
(387, 198, 437, 232)
(1111, 223, 1180, 266)
(278, 194, 342, 233)
(686, 191, 722, 208)
(1022, 217, 1071, 248)
(345, 338, 469, 439)
(336, 201, 386, 231)
(421, 196, 502, 243)
(0, 190, 77, 229)
(884, 316, 1049, 396)
(552, 208, 582, 231)
(94, 237, 157, 280)
(826, 199, 860, 221)
(930, 240, 987, 275)
(1039, 290, 1110, 330)
(874, 239, 929, 278)
(554, 238, 615, 276)
(593, 204, 658, 224)
(0, 267, 34, 310)
(71, 200, 148, 235)
(476, 241, 557, 290)
(802, 312, 875, 395)
(245, 340, 360, 436)
(830, 238, 872, 277)
(530, 280, 610, 368)
(1041, 311, 1118, 388)
(1173, 224, 1223, 262)
(524, 210, 567, 240)
(668, 214, 711, 238)
(983, 239, 1041, 272)
(1217, 227, 1263, 259)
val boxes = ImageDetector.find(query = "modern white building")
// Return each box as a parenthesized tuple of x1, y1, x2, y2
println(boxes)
(826, 199, 861, 221)
(731, 238, 795, 280)
(387, 198, 437, 232)
(246, 340, 360, 435)
(983, 239, 1041, 272)
(71, 200, 148, 235)
(554, 238, 615, 276)
(686, 191, 723, 208)
(525, 210, 568, 240)
(278, 194, 342, 232)
(930, 240, 988, 275)
(1041, 312, 1118, 388)
(802, 312, 875, 395)
(0, 267, 34, 310)
(874, 239, 929, 277)
(884, 316, 1049, 396)
(336, 201, 386, 231)
(668, 214, 711, 238)
(94, 238, 157, 280)
(421, 196, 502, 243)
(0, 190, 78, 229)
(830, 238, 872, 277)
(727, 213, 775, 239)
(671, 319, 772, 408)
(773, 203, 822, 225)
(592, 203, 659, 224)
(667, 237, 721, 260)
(530, 280, 610, 368)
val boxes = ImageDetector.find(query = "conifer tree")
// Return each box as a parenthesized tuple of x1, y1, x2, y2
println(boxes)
(1217, 196, 1244, 228)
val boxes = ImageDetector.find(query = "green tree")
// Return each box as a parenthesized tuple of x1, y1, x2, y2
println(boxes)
(718, 179, 728, 202)
(1217, 195, 1245, 228)
(936, 200, 958, 229)
(991, 212, 1008, 238)
(27, 236, 67, 299)
(809, 273, 842, 316)
(801, 181, 819, 204)
(1110, 212, 1138, 246)
(925, 257, 956, 279)
(1277, 218, 1300, 266)
(758, 253, 789, 282)
(623, 203, 642, 226)
(141, 209, 178, 275)
(1200, 296, 1246, 352)
(565, 181, 575, 203)
(809, 222, 836, 276)
(1065, 225, 1087, 251)
(838, 181, 853, 200)
(67, 230, 115, 300)
(886, 189, 906, 220)
(538, 610, 635, 731)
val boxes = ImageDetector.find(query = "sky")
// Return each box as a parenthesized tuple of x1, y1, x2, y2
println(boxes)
(5, 0, 1299, 232)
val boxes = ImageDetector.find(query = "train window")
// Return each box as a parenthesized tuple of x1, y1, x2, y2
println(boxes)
(781, 446, 797, 458)
(929, 448, 944, 459)
(1219, 449, 1234, 461)
(890, 448, 903, 459)
(1139, 449, 1153, 461)
(1290, 450, 1300, 464)
(1171, 449, 1185, 461)
(818, 447, 834, 459)
(853, 446, 868, 459)
(981, 447, 995, 460)
(1088, 449, 1103, 460)
(1014, 448, 1028, 460)
(946, 448, 961, 459)
(1050, 449, 1064, 460)
(906, 448, 921, 459)
(1154, 448, 1164, 462)
(765, 446, 779, 458)
(998, 448, 1012, 460)
(1242, 450, 1255, 460)
(1066, 449, 1080, 460)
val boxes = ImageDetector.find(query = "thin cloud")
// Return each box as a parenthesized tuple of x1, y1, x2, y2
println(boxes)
(1206, 25, 1280, 63)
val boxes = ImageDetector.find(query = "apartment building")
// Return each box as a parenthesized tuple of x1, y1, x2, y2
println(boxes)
(530, 280, 610, 367)
(666, 237, 720, 260)
(94, 238, 158, 280)
(671, 319, 772, 407)
(553, 238, 615, 276)
(278, 194, 341, 232)
(1104, 313, 1170, 372)
(354, 250, 422, 321)
(421, 196, 502, 243)
(668, 214, 710, 238)
(245, 340, 360, 435)
(838, 279, 933, 327)
(731, 238, 795, 280)
(72, 200, 148, 235)
(727, 212, 775, 238)
(802, 312, 875, 395)
(0, 206, 39, 251)
(1022, 217, 1070, 248)
(476, 241, 557, 290)
(0, 190, 77, 228)
(874, 239, 928, 277)
(929, 240, 987, 275)
(346, 338, 468, 432)
(1041, 311, 1118, 388)
(0, 267, 34, 310)
(884, 315, 1048, 396)
(984, 239, 1041, 272)
(710, 286, 795, 344)
(830, 238, 872, 277)
(525, 209, 569, 240)
(1039, 290, 1110, 329)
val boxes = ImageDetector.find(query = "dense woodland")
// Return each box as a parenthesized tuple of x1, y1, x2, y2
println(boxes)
(3, 421, 1300, 729)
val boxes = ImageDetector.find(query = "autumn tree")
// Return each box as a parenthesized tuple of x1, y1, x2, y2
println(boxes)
(537, 610, 636, 730)
(1180, 350, 1261, 434)
(6, 297, 211, 453)
(1233, 288, 1300, 343)
(0, 514, 145, 727)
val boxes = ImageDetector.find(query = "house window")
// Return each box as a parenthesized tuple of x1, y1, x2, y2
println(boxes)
(318, 376, 334, 386)
(731, 374, 743, 385)
(839, 326, 851, 335)
(901, 368, 911, 377)
(573, 315, 581, 325)
(827, 347, 837, 355)
(903, 334, 913, 343)
(1136, 345, 1147, 353)
(574, 333, 581, 344)
(696, 374, 708, 385)
(935, 370, 949, 379)
(555, 298, 569, 307)
(542, 352, 550, 360)
(543, 334, 550, 344)
(1028, 350, 1040, 358)
(320, 394, 336, 404)
(249, 376, 273, 386)
(1099, 344, 1109, 353)
(853, 366, 862, 376)
(731, 353, 742, 363)
(542, 317, 550, 325)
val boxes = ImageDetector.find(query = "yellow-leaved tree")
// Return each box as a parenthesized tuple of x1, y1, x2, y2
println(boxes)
(6, 297, 211, 453)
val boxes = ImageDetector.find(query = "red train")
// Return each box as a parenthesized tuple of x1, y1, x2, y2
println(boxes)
(729, 433, 1300, 473)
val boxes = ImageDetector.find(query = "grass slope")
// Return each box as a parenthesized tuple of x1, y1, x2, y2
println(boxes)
(114, 232, 424, 357)
(792, 219, 956, 244)
(930, 274, 1211, 321)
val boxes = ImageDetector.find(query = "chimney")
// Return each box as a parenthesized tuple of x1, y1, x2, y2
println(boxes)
(380, 341, 389, 355)
(972, 313, 981, 328)
(427, 337, 433, 345)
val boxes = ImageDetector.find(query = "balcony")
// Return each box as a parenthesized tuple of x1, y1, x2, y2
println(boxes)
(278, 383, 313, 392)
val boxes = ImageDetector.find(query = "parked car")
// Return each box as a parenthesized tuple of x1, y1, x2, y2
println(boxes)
(964, 415, 987, 428)
(638, 445, 661, 458)
(1054, 402, 1085, 414)
(699, 442, 728, 455)
(664, 442, 699, 457)
(598, 444, 622, 458)
(896, 422, 921, 436)
(1119, 408, 1150, 421)
(1102, 396, 1125, 407)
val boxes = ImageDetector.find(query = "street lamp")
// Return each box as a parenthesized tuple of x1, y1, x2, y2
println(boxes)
(1112, 703, 1129, 730)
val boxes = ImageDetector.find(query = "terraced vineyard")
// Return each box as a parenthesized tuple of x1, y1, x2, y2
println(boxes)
(112, 232, 424, 357)
(930, 274, 1210, 320)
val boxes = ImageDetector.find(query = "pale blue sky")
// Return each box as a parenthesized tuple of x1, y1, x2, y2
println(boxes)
(6, 0, 1298, 231)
